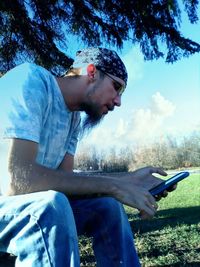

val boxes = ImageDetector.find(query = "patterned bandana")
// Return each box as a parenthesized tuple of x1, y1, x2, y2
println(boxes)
(72, 47, 128, 86)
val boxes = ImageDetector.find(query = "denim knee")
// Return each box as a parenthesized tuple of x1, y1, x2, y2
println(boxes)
(0, 191, 80, 266)
(31, 190, 74, 226)
(42, 190, 69, 212)
(97, 197, 124, 215)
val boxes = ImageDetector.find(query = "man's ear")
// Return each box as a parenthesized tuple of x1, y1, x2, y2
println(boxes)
(87, 64, 97, 79)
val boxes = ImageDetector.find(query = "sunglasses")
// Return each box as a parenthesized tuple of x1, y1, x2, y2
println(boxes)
(99, 69, 125, 96)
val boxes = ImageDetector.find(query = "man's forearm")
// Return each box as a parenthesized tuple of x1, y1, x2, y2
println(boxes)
(7, 163, 168, 218)
(8, 162, 118, 198)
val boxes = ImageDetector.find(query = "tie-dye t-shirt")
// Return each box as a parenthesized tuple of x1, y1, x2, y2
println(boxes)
(0, 63, 81, 170)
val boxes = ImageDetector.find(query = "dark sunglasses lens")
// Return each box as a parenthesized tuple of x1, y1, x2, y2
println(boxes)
(104, 71, 125, 96)
(113, 81, 124, 95)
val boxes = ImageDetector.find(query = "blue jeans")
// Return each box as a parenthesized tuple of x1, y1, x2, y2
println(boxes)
(0, 190, 140, 266)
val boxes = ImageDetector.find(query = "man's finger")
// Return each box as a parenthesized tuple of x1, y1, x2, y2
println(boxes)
(139, 208, 155, 220)
(167, 184, 177, 192)
(155, 195, 162, 201)
(150, 167, 168, 176)
(142, 195, 158, 216)
(161, 190, 168, 198)
(148, 193, 159, 208)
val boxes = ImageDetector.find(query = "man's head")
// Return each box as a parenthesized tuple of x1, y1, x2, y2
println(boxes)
(63, 47, 128, 134)
(72, 47, 128, 86)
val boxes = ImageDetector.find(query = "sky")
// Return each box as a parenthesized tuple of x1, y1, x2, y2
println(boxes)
(75, 12, 200, 153)
(0, 5, 199, 155)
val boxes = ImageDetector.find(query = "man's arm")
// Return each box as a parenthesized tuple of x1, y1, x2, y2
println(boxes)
(6, 138, 114, 197)
(58, 153, 74, 172)
(6, 138, 167, 218)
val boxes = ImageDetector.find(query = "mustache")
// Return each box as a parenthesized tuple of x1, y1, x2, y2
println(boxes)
(108, 105, 114, 111)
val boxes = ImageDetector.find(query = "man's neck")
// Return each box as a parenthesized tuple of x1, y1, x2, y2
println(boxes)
(55, 76, 87, 111)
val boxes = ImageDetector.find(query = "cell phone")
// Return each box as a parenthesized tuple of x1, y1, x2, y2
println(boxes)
(149, 171, 190, 197)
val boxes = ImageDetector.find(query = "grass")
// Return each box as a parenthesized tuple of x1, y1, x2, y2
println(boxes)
(79, 172, 200, 266)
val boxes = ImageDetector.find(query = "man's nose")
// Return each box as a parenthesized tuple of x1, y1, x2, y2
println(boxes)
(114, 95, 121, 107)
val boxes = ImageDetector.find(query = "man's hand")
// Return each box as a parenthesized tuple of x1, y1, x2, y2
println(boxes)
(128, 166, 168, 190)
(131, 166, 177, 200)
(113, 166, 172, 219)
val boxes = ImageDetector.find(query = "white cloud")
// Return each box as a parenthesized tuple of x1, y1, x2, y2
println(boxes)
(115, 118, 127, 138)
(115, 92, 176, 144)
(150, 92, 175, 116)
(125, 92, 176, 142)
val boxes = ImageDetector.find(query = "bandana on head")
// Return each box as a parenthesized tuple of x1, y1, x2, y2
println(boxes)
(72, 47, 128, 86)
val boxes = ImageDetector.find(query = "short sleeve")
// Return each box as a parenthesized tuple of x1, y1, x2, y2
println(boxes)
(0, 63, 49, 143)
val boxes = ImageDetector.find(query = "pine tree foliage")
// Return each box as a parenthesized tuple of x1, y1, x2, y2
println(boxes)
(0, 0, 199, 74)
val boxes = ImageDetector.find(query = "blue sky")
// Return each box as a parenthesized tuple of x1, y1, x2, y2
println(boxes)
(0, 6, 199, 154)
(75, 10, 200, 152)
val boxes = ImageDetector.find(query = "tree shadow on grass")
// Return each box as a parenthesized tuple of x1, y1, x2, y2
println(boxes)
(128, 206, 200, 234)
(128, 206, 200, 267)
(143, 262, 200, 267)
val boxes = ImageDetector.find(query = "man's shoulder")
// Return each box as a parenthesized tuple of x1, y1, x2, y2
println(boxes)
(17, 62, 51, 76)
(0, 63, 55, 96)
(19, 62, 50, 73)
(1, 62, 52, 80)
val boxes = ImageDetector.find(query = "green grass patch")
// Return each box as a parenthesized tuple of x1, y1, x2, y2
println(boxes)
(79, 173, 200, 266)
(127, 173, 200, 266)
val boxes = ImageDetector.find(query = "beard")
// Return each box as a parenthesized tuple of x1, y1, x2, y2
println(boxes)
(79, 79, 106, 137)
(80, 101, 104, 137)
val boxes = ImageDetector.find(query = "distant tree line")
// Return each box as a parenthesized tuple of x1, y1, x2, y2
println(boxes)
(75, 132, 200, 172)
